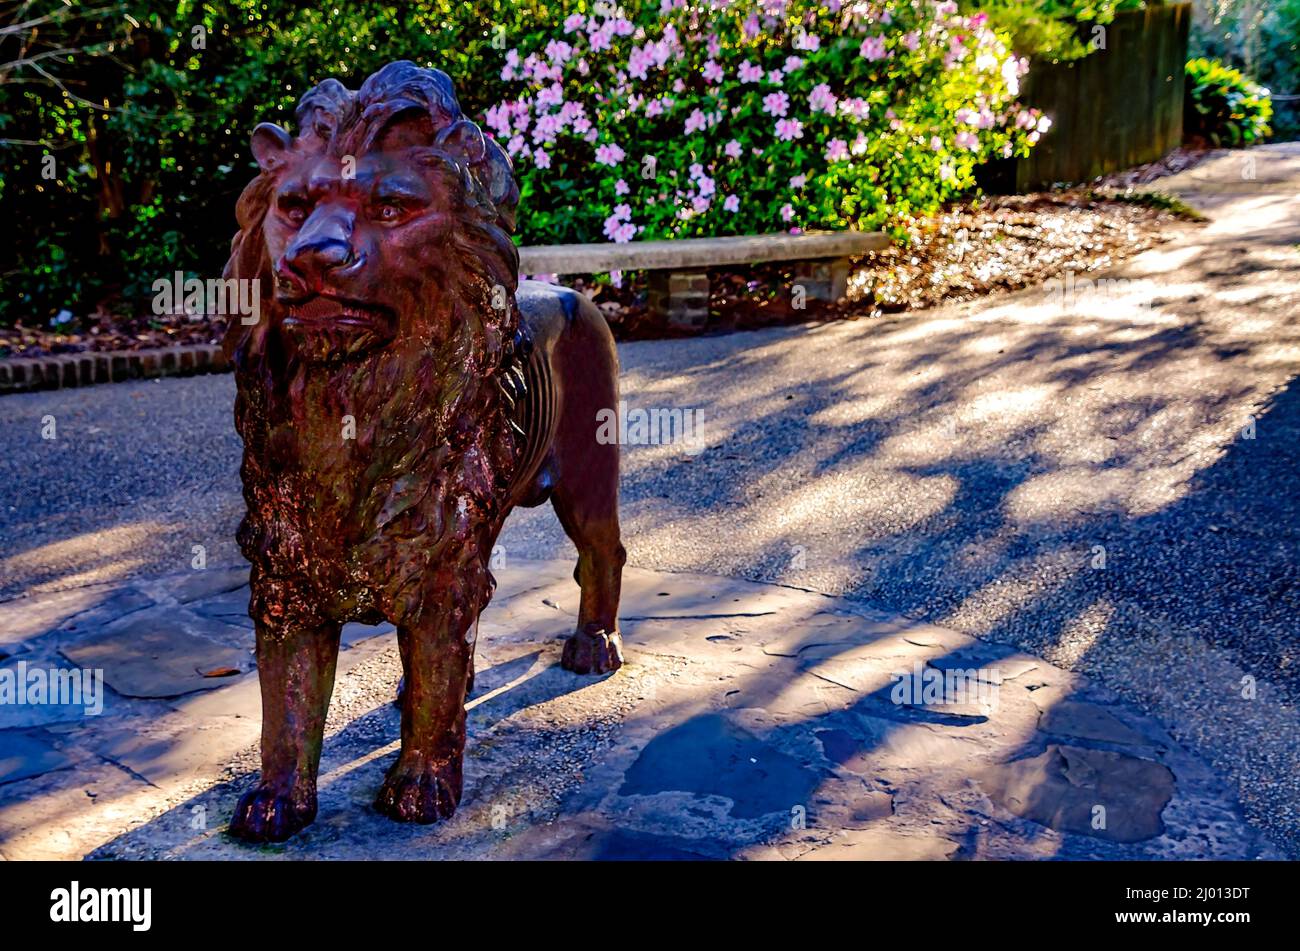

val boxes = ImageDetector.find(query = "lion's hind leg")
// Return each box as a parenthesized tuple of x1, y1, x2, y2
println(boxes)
(551, 460, 626, 675)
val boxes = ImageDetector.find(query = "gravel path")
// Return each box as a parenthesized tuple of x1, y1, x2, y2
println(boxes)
(2, 143, 1298, 853)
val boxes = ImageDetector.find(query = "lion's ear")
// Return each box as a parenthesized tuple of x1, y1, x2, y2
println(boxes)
(435, 119, 486, 165)
(251, 123, 293, 172)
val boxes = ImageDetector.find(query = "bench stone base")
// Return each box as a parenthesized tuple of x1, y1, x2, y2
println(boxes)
(649, 269, 710, 331)
(645, 257, 853, 330)
(793, 256, 851, 303)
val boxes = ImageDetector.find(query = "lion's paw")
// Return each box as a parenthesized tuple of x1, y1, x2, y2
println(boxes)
(374, 756, 462, 824)
(561, 627, 624, 675)
(229, 783, 316, 843)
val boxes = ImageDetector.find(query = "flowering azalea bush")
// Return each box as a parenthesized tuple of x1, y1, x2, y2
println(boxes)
(487, 0, 1049, 253)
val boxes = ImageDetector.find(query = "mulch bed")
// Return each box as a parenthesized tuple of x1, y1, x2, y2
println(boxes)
(2, 150, 1213, 357)
(582, 181, 1206, 338)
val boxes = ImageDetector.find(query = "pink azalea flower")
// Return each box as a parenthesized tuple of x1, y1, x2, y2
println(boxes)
(702, 60, 725, 84)
(545, 39, 572, 64)
(615, 179, 629, 196)
(809, 83, 837, 115)
(762, 91, 790, 117)
(825, 138, 849, 161)
(790, 174, 806, 189)
(783, 56, 804, 73)
(794, 31, 820, 52)
(595, 143, 626, 166)
(723, 194, 740, 212)
(775, 118, 804, 141)
(780, 203, 794, 222)
(738, 60, 763, 83)
(628, 45, 655, 81)
(725, 139, 742, 159)
(860, 35, 888, 62)
(839, 97, 870, 119)
(684, 108, 708, 134)
(534, 148, 551, 169)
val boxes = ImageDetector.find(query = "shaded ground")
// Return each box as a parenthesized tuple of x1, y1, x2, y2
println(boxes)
(1, 142, 1297, 856)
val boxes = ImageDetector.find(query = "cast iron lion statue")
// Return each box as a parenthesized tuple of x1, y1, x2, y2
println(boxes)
(223, 61, 625, 842)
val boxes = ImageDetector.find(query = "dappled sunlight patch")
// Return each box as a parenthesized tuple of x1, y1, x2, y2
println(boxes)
(1124, 242, 1206, 275)
(1042, 599, 1116, 669)
(942, 553, 1075, 636)
(966, 384, 1059, 423)
(1003, 469, 1135, 521)
(759, 469, 958, 540)
(3, 522, 169, 595)
(807, 391, 897, 427)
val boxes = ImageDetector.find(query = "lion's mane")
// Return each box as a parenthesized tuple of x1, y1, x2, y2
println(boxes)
(223, 62, 524, 628)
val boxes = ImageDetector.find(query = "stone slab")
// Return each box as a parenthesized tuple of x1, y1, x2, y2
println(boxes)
(0, 731, 73, 785)
(60, 611, 252, 698)
(976, 745, 1176, 843)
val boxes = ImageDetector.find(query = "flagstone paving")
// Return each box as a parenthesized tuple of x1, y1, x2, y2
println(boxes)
(0, 559, 1279, 860)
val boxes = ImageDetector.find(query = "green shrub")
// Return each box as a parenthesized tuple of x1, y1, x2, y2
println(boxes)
(491, 0, 1046, 255)
(1184, 56, 1273, 147)
(958, 0, 1153, 62)
(1190, 0, 1299, 138)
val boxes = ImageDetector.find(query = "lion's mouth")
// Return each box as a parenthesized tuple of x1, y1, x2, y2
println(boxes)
(280, 295, 397, 361)
(283, 295, 392, 327)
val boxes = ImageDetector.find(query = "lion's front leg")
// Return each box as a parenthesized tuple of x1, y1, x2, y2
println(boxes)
(375, 598, 477, 824)
(230, 588, 341, 843)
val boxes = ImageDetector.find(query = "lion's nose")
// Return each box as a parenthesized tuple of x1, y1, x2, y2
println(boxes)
(281, 209, 356, 287)
(285, 234, 353, 273)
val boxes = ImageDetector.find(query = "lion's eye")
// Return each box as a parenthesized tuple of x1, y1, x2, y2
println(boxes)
(279, 197, 309, 226)
(377, 203, 402, 222)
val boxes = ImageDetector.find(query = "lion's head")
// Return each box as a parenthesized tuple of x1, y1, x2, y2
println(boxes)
(225, 61, 520, 366)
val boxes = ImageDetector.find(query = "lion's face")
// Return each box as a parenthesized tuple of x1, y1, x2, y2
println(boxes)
(257, 140, 462, 364)
(229, 64, 519, 369)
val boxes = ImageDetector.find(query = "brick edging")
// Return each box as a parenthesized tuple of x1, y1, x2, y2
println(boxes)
(0, 344, 229, 396)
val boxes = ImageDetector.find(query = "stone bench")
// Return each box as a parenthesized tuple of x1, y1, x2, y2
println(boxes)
(518, 229, 889, 329)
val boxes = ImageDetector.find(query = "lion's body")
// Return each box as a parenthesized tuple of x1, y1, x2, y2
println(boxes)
(224, 63, 625, 842)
